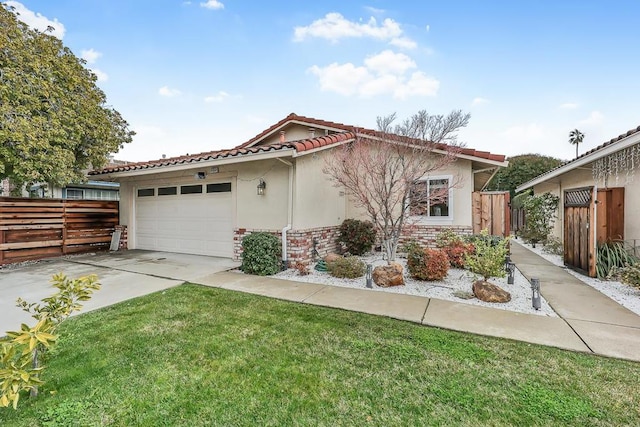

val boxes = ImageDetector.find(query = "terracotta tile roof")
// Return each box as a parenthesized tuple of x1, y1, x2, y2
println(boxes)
(236, 113, 357, 149)
(91, 113, 507, 175)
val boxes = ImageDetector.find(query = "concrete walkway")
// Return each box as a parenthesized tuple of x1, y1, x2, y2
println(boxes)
(196, 243, 640, 363)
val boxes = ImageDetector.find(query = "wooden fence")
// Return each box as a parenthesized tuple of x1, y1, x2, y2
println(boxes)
(0, 197, 119, 265)
(472, 191, 511, 237)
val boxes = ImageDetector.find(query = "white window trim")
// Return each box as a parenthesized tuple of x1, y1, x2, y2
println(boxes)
(409, 174, 454, 224)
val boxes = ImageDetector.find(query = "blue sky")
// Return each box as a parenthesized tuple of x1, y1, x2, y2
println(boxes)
(7, 1, 640, 162)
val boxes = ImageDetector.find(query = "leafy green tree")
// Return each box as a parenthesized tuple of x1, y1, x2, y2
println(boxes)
(1, 273, 100, 409)
(0, 5, 134, 194)
(486, 154, 562, 198)
(569, 129, 584, 159)
(519, 191, 560, 246)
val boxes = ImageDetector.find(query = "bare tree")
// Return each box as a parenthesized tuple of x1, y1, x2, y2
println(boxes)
(324, 110, 470, 263)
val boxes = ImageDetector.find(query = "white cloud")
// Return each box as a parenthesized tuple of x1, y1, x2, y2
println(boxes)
(579, 111, 604, 126)
(293, 12, 403, 43)
(559, 102, 579, 110)
(364, 6, 385, 15)
(308, 50, 439, 99)
(472, 97, 489, 106)
(364, 50, 416, 75)
(91, 69, 108, 82)
(6, 1, 66, 38)
(200, 0, 224, 10)
(389, 37, 417, 50)
(81, 48, 102, 64)
(425, 24, 430, 32)
(204, 91, 230, 103)
(158, 86, 182, 97)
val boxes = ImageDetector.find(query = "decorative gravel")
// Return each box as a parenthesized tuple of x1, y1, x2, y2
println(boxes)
(274, 254, 558, 317)
(514, 239, 640, 316)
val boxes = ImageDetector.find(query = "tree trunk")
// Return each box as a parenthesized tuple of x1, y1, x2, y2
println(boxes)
(30, 347, 39, 398)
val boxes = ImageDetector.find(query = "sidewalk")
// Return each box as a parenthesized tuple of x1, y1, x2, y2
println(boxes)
(196, 245, 640, 362)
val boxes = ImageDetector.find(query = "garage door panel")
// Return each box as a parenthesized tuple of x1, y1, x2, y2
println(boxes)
(135, 185, 233, 257)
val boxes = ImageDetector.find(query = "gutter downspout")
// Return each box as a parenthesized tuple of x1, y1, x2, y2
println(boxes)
(278, 158, 294, 269)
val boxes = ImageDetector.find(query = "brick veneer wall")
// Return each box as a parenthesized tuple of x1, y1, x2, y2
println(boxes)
(233, 224, 472, 265)
(115, 225, 128, 250)
(399, 225, 473, 248)
(233, 226, 341, 265)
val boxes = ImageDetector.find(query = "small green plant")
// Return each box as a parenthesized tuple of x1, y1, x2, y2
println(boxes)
(465, 229, 510, 281)
(327, 256, 366, 279)
(1, 273, 100, 409)
(407, 248, 450, 281)
(542, 236, 563, 256)
(241, 232, 281, 276)
(519, 191, 559, 246)
(337, 219, 377, 256)
(596, 241, 638, 279)
(617, 264, 640, 288)
(435, 228, 464, 247)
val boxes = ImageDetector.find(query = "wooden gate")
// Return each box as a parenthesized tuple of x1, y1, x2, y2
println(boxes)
(472, 191, 511, 237)
(564, 187, 596, 277)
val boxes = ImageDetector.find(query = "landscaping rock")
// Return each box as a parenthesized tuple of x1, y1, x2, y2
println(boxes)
(453, 290, 475, 300)
(324, 253, 342, 264)
(373, 263, 404, 287)
(472, 280, 511, 303)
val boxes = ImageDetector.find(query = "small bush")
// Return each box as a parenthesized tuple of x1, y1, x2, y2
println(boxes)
(465, 229, 509, 281)
(596, 241, 639, 279)
(436, 229, 473, 268)
(337, 219, 377, 256)
(241, 232, 281, 276)
(328, 256, 366, 279)
(435, 228, 464, 248)
(407, 248, 449, 281)
(294, 262, 310, 276)
(542, 236, 563, 255)
(618, 264, 640, 289)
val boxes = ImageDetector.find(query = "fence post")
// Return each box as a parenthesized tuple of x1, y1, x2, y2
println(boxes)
(62, 200, 68, 255)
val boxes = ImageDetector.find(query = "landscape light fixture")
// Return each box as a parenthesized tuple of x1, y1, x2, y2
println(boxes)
(530, 278, 541, 310)
(366, 264, 373, 288)
(507, 262, 515, 284)
(257, 178, 266, 195)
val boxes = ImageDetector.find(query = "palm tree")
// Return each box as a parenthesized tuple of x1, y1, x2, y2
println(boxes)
(569, 129, 584, 159)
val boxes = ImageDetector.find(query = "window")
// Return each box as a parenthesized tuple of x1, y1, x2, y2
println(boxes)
(206, 183, 231, 193)
(410, 176, 452, 219)
(65, 188, 84, 199)
(158, 186, 177, 196)
(137, 188, 155, 197)
(180, 184, 203, 194)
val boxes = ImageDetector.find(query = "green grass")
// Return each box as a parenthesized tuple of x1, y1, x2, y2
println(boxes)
(1, 284, 639, 426)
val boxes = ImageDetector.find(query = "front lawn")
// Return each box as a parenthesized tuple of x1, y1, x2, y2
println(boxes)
(1, 284, 639, 426)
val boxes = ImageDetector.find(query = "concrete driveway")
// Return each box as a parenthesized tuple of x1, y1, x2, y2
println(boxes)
(0, 250, 239, 334)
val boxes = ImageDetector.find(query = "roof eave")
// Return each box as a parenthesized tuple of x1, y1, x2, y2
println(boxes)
(516, 130, 640, 192)
(91, 148, 296, 180)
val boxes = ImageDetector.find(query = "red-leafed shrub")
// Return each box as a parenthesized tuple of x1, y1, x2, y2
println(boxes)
(443, 242, 475, 269)
(407, 248, 450, 281)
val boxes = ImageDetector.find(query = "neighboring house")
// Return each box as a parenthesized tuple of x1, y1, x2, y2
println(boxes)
(89, 113, 508, 264)
(516, 125, 640, 276)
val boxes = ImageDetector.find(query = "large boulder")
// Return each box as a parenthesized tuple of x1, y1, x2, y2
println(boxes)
(472, 280, 511, 303)
(373, 263, 404, 287)
(324, 253, 342, 264)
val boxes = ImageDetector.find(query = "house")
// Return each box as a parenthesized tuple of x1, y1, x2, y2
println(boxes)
(516, 125, 640, 276)
(89, 113, 508, 264)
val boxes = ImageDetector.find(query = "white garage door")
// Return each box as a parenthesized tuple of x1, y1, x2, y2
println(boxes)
(135, 182, 233, 257)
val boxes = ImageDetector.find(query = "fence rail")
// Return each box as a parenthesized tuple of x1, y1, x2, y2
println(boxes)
(0, 197, 119, 265)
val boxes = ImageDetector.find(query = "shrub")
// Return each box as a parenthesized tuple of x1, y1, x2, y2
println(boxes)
(337, 219, 377, 256)
(519, 191, 559, 245)
(328, 256, 366, 279)
(407, 248, 449, 281)
(241, 232, 281, 276)
(542, 236, 563, 256)
(464, 229, 510, 281)
(436, 229, 473, 268)
(596, 241, 639, 279)
(618, 264, 640, 289)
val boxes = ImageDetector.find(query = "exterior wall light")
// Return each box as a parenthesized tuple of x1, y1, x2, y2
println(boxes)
(257, 178, 266, 195)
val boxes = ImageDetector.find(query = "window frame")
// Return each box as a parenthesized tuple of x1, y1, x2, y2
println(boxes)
(409, 174, 454, 223)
